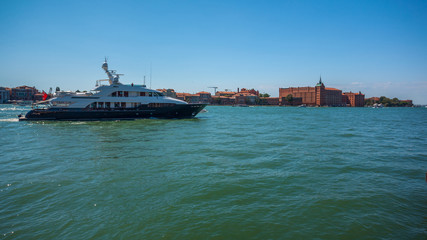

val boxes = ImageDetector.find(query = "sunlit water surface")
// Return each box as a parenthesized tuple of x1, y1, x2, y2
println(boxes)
(1, 105, 426, 239)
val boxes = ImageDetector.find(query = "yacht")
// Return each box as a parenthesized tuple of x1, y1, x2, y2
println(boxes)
(18, 60, 207, 121)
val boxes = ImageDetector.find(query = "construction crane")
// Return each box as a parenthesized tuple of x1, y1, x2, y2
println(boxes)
(208, 87, 218, 95)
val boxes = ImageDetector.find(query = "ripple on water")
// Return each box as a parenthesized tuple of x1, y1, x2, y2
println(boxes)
(0, 105, 426, 239)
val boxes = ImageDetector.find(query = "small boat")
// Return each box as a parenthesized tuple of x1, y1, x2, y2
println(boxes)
(372, 103, 384, 108)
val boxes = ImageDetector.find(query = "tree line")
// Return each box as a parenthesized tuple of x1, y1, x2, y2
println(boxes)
(365, 96, 413, 107)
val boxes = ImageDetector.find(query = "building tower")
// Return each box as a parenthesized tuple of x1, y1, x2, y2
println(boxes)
(315, 76, 326, 106)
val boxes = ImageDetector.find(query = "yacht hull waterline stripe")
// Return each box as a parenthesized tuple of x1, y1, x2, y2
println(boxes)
(19, 104, 207, 121)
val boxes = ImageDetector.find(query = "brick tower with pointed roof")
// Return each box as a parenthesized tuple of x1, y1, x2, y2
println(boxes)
(315, 76, 326, 106)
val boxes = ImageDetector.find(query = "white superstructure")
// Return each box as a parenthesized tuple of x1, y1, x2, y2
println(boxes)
(48, 60, 187, 109)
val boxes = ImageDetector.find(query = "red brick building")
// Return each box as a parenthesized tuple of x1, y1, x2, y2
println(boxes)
(237, 88, 259, 96)
(263, 97, 280, 105)
(343, 92, 365, 107)
(11, 86, 38, 101)
(157, 88, 177, 98)
(280, 86, 317, 105)
(216, 91, 236, 97)
(197, 91, 212, 104)
(280, 78, 363, 107)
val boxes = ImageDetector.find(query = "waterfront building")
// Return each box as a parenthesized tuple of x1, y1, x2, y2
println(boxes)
(0, 87, 11, 103)
(216, 91, 236, 97)
(280, 96, 303, 106)
(279, 86, 316, 105)
(175, 91, 211, 104)
(279, 78, 363, 107)
(157, 89, 177, 98)
(186, 94, 200, 104)
(175, 92, 191, 101)
(211, 96, 235, 105)
(197, 91, 212, 104)
(238, 88, 259, 96)
(260, 97, 280, 105)
(343, 92, 365, 107)
(235, 93, 258, 105)
(11, 86, 38, 101)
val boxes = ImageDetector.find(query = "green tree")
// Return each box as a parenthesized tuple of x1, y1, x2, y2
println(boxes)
(365, 98, 374, 106)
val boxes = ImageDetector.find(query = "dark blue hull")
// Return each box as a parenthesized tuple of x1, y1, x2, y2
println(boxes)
(19, 104, 207, 121)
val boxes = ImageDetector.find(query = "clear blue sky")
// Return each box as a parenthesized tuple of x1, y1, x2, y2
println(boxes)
(1, 0, 426, 103)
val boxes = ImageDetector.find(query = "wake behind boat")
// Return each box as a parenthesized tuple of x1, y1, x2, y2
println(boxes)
(19, 60, 207, 121)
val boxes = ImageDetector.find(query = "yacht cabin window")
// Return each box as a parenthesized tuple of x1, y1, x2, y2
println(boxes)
(140, 92, 146, 96)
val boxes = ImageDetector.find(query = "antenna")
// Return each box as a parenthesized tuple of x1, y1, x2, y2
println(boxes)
(208, 87, 218, 95)
(150, 62, 152, 89)
(143, 76, 146, 86)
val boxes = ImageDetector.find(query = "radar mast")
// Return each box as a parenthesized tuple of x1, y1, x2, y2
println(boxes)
(102, 58, 123, 85)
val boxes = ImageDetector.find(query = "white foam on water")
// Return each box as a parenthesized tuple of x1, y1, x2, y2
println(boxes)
(0, 118, 19, 122)
(1, 107, 16, 111)
(70, 122, 87, 125)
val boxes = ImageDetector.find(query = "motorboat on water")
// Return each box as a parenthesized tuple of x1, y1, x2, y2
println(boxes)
(18, 60, 207, 121)
(372, 103, 384, 108)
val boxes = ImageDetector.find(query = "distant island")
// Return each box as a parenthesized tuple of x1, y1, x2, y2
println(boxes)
(0, 80, 414, 107)
(364, 96, 413, 107)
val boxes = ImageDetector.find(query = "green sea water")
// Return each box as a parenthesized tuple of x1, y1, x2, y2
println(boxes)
(1, 105, 426, 239)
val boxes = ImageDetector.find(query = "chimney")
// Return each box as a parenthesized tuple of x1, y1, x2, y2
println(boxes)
(237, 88, 239, 93)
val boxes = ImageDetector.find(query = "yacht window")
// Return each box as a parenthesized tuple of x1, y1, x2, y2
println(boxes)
(124, 91, 129, 97)
(112, 92, 117, 97)
(98, 102, 104, 108)
(157, 92, 164, 96)
(121, 102, 126, 108)
(118, 91, 123, 97)
(106, 102, 111, 108)
(140, 92, 146, 96)
(148, 92, 153, 97)
(114, 102, 120, 108)
(90, 102, 96, 109)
